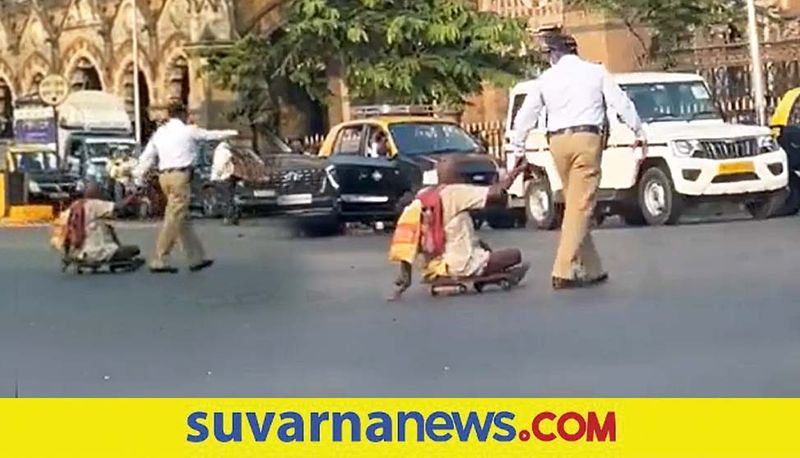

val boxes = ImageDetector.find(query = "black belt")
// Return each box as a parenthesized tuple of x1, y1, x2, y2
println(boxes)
(160, 166, 191, 174)
(547, 125, 602, 138)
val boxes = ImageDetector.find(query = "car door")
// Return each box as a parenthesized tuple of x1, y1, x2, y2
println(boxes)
(776, 91, 800, 171)
(327, 123, 402, 200)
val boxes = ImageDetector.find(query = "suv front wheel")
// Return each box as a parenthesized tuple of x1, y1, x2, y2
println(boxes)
(525, 175, 563, 230)
(637, 167, 684, 226)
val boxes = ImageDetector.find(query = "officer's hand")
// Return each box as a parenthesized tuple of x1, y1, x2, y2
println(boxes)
(388, 262, 413, 302)
(632, 138, 648, 167)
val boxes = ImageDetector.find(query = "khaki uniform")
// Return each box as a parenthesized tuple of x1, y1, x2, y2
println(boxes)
(439, 184, 491, 277)
(510, 53, 643, 282)
(549, 133, 604, 279)
(153, 170, 205, 268)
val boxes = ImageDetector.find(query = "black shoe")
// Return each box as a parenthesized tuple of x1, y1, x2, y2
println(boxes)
(587, 273, 610, 286)
(150, 266, 179, 274)
(552, 273, 610, 290)
(189, 259, 214, 272)
(552, 277, 582, 290)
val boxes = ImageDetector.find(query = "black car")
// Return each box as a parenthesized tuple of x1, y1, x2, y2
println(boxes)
(276, 118, 514, 233)
(191, 133, 305, 218)
(5, 146, 80, 205)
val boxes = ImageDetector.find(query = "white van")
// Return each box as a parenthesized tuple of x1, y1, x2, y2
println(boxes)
(504, 72, 789, 228)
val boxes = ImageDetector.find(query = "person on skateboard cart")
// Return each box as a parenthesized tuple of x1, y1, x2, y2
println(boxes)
(53, 182, 144, 272)
(389, 157, 530, 299)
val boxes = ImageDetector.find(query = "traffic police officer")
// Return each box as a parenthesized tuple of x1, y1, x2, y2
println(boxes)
(511, 33, 646, 289)
(134, 103, 235, 273)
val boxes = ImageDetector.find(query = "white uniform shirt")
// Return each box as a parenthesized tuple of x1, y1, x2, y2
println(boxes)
(511, 55, 644, 149)
(133, 119, 235, 180)
(210, 142, 235, 182)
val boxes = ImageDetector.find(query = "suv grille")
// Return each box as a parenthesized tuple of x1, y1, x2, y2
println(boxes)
(696, 138, 759, 160)
(275, 168, 325, 194)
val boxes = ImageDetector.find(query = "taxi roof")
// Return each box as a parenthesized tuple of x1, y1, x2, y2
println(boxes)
(338, 116, 456, 127)
(6, 143, 56, 153)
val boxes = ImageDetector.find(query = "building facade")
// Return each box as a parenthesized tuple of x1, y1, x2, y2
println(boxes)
(0, 0, 284, 140)
(4, 0, 800, 142)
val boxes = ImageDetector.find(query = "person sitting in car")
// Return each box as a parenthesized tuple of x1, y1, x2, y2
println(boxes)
(366, 131, 390, 158)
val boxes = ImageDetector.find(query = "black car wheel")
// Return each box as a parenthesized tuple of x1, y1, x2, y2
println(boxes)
(525, 175, 563, 230)
(638, 167, 684, 226)
(298, 218, 344, 237)
(200, 186, 223, 218)
(486, 212, 518, 230)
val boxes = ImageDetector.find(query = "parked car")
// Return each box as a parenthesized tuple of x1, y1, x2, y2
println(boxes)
(505, 72, 789, 228)
(769, 87, 800, 216)
(191, 132, 304, 218)
(276, 107, 514, 234)
(3, 143, 80, 206)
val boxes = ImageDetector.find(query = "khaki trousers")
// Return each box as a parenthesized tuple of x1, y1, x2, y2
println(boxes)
(153, 170, 205, 268)
(549, 132, 604, 280)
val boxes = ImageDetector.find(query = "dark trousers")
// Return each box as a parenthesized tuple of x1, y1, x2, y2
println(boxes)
(219, 177, 239, 223)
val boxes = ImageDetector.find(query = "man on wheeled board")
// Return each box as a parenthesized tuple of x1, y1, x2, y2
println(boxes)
(390, 156, 531, 299)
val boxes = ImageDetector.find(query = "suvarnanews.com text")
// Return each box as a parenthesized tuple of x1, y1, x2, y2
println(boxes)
(187, 410, 616, 444)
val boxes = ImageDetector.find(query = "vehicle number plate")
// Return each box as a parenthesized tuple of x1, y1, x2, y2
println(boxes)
(278, 193, 313, 206)
(253, 189, 276, 198)
(472, 174, 486, 182)
(718, 161, 754, 175)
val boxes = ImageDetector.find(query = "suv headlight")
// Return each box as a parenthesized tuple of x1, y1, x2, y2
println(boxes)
(422, 169, 438, 186)
(28, 180, 41, 194)
(672, 140, 701, 157)
(758, 136, 780, 153)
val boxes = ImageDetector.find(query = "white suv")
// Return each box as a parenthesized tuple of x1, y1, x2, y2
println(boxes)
(504, 72, 789, 228)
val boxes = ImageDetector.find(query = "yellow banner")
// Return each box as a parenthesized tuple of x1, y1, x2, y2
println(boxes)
(1, 399, 797, 457)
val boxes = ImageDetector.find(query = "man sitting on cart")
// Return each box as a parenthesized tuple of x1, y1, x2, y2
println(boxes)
(390, 157, 530, 297)
(58, 182, 142, 267)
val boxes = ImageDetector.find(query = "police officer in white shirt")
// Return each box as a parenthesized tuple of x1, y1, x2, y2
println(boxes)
(511, 33, 646, 290)
(133, 103, 235, 273)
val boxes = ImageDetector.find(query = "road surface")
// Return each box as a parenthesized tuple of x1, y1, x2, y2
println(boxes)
(1, 213, 798, 397)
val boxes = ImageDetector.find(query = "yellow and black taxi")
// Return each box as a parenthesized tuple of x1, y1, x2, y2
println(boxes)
(770, 88, 800, 216)
(3, 143, 80, 205)
(275, 105, 509, 233)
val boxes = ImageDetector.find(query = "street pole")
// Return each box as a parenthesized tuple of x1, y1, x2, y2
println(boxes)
(746, 0, 766, 126)
(131, 0, 141, 143)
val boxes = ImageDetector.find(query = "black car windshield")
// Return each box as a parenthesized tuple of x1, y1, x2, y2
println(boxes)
(13, 151, 59, 172)
(85, 141, 138, 159)
(261, 132, 292, 154)
(388, 122, 480, 155)
(621, 81, 722, 123)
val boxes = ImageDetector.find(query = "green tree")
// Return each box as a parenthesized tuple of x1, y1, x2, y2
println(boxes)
(205, 0, 538, 128)
(572, 0, 778, 68)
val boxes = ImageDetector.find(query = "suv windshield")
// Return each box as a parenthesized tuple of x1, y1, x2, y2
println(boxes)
(388, 122, 480, 155)
(13, 151, 59, 172)
(621, 81, 722, 123)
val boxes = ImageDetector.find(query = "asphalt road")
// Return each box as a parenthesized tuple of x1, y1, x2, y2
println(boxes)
(1, 211, 799, 397)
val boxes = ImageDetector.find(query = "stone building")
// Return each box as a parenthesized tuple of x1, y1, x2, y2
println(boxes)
(3, 0, 800, 142)
(0, 0, 286, 140)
